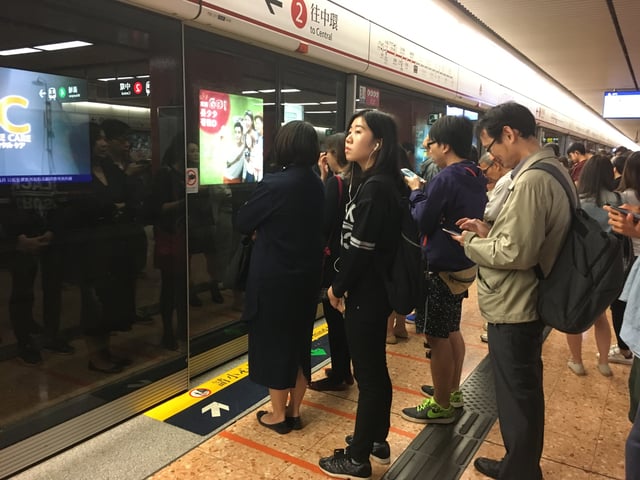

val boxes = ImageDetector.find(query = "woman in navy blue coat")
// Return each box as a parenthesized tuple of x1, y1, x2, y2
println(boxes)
(236, 120, 324, 434)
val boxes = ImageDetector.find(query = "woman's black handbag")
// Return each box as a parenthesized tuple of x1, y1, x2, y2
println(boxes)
(223, 235, 253, 291)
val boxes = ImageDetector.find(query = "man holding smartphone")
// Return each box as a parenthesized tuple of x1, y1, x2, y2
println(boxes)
(455, 102, 573, 480)
(400, 115, 486, 425)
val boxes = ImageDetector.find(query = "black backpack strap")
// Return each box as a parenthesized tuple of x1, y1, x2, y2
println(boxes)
(527, 160, 577, 280)
(528, 161, 579, 210)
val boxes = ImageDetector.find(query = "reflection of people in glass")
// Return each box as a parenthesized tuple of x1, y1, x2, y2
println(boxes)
(237, 120, 324, 434)
(148, 134, 187, 350)
(187, 141, 224, 306)
(223, 121, 245, 184)
(4, 172, 71, 365)
(71, 122, 135, 373)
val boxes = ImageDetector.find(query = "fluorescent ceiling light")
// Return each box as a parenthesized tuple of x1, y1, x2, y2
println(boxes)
(70, 101, 150, 113)
(288, 102, 319, 106)
(117, 76, 134, 80)
(262, 102, 276, 106)
(259, 89, 276, 93)
(33, 40, 92, 51)
(305, 111, 336, 114)
(242, 90, 259, 94)
(97, 77, 117, 82)
(320, 101, 337, 104)
(0, 47, 40, 56)
(136, 75, 150, 79)
(281, 88, 301, 93)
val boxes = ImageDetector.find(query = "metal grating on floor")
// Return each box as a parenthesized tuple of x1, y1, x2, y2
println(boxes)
(382, 355, 497, 480)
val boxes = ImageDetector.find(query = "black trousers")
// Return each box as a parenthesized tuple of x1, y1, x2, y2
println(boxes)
(610, 299, 629, 351)
(343, 280, 392, 463)
(322, 298, 351, 382)
(488, 320, 544, 480)
(9, 248, 62, 347)
(627, 398, 640, 479)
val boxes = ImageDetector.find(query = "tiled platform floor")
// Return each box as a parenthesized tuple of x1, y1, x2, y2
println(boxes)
(149, 290, 632, 480)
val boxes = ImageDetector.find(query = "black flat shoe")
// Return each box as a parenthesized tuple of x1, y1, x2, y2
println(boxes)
(286, 416, 303, 430)
(88, 361, 123, 374)
(256, 410, 291, 434)
(473, 457, 501, 479)
(309, 377, 349, 391)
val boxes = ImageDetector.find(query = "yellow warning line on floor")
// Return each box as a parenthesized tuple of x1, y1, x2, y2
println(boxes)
(145, 322, 328, 421)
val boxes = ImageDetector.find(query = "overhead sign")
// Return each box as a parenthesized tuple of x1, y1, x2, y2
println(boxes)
(202, 0, 370, 62)
(107, 79, 151, 98)
(603, 90, 640, 119)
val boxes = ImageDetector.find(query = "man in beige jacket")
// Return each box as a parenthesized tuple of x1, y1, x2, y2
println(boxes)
(453, 102, 574, 480)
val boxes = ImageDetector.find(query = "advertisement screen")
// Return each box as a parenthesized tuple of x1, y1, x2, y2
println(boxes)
(199, 89, 264, 185)
(0, 66, 91, 183)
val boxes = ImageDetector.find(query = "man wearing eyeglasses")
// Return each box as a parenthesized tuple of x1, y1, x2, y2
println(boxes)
(417, 135, 441, 185)
(454, 102, 574, 480)
(477, 153, 512, 223)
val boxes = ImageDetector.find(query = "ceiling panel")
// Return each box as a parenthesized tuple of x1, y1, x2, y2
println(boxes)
(454, 0, 640, 145)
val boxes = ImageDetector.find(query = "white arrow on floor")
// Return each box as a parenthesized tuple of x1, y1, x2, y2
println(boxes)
(201, 402, 230, 418)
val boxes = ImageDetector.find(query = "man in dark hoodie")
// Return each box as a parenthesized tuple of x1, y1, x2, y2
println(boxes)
(400, 115, 487, 425)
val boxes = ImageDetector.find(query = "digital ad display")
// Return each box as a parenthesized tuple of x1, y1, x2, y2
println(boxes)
(0, 66, 91, 183)
(199, 89, 264, 185)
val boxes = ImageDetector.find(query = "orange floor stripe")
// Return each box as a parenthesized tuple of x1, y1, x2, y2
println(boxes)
(392, 384, 423, 396)
(302, 399, 356, 419)
(219, 430, 323, 474)
(386, 350, 430, 363)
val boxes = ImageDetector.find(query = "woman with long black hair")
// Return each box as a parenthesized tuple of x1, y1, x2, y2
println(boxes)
(319, 109, 403, 479)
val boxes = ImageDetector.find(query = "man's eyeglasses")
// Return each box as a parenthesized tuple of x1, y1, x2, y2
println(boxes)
(485, 138, 497, 154)
(479, 162, 493, 176)
(426, 140, 437, 149)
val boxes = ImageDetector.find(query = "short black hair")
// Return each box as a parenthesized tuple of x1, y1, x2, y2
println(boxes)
(567, 142, 586, 155)
(613, 151, 630, 176)
(270, 120, 319, 168)
(429, 115, 473, 159)
(476, 102, 537, 141)
(101, 119, 131, 141)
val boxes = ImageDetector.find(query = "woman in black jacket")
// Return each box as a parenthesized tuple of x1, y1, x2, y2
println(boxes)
(237, 121, 324, 434)
(320, 110, 403, 479)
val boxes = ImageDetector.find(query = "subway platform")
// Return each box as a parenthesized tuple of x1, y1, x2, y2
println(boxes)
(12, 284, 630, 480)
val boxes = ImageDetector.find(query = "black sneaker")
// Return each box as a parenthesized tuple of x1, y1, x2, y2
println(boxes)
(18, 346, 43, 366)
(319, 449, 371, 479)
(43, 338, 75, 355)
(345, 435, 390, 465)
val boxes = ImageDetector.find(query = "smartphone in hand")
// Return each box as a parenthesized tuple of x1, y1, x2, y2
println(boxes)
(442, 227, 462, 236)
(401, 168, 417, 178)
(607, 204, 640, 223)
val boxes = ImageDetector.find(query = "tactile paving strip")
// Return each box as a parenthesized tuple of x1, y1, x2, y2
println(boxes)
(384, 327, 551, 480)
(382, 356, 497, 480)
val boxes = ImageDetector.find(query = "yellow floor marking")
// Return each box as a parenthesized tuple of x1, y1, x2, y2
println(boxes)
(145, 321, 328, 421)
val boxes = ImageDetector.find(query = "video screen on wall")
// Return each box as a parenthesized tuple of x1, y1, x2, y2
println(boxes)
(0, 66, 91, 183)
(199, 89, 264, 185)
